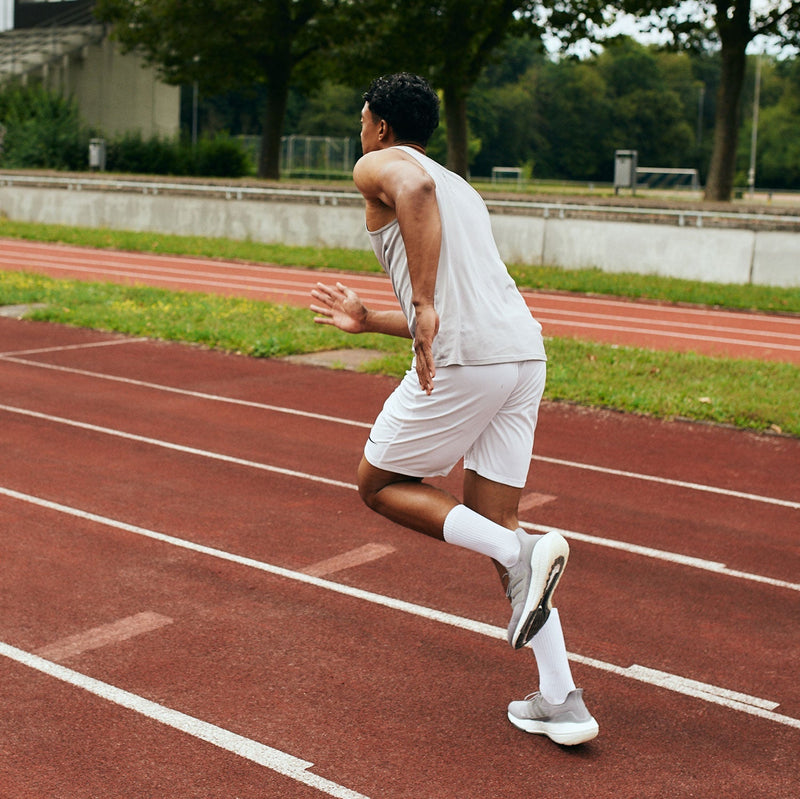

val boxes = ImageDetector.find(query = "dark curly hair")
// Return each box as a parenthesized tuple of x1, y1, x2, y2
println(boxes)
(363, 73, 440, 147)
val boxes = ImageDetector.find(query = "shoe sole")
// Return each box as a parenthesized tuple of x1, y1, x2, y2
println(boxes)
(510, 532, 569, 650)
(507, 712, 599, 746)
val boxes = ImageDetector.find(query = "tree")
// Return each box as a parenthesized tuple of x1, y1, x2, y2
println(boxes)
(597, 38, 695, 170)
(614, 1, 800, 200)
(94, 0, 348, 179)
(470, 37, 699, 182)
(340, 0, 544, 177)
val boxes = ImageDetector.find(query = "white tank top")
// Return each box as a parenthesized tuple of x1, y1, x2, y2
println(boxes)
(367, 146, 546, 367)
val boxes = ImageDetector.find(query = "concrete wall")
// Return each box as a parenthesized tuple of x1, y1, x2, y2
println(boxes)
(0, 184, 798, 287)
(41, 38, 180, 139)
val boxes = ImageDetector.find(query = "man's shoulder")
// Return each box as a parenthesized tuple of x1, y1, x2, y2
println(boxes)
(354, 148, 406, 175)
(354, 148, 429, 200)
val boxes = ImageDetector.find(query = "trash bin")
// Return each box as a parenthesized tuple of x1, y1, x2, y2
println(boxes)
(89, 138, 106, 171)
(614, 149, 637, 194)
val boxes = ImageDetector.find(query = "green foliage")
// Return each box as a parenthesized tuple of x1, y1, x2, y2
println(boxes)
(746, 58, 800, 190)
(470, 37, 703, 181)
(94, 0, 355, 177)
(103, 132, 251, 178)
(0, 85, 88, 169)
(292, 82, 364, 139)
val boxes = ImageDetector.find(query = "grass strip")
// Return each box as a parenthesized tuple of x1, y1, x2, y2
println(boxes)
(1, 270, 797, 437)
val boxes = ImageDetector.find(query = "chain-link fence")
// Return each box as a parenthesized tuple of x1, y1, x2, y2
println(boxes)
(281, 135, 356, 178)
(239, 135, 357, 179)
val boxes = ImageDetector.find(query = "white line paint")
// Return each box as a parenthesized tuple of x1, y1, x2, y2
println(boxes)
(0, 642, 370, 799)
(522, 289, 800, 326)
(2, 356, 796, 508)
(1, 402, 796, 592)
(0, 258, 401, 309)
(521, 523, 800, 593)
(533, 455, 800, 510)
(0, 403, 356, 491)
(0, 338, 149, 357)
(2, 485, 796, 732)
(302, 543, 396, 577)
(568, 655, 799, 730)
(536, 316, 800, 353)
(0, 355, 373, 428)
(35, 612, 173, 662)
(518, 493, 556, 512)
(532, 306, 800, 342)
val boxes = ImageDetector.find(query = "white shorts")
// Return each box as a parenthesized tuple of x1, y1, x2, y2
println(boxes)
(363, 360, 546, 488)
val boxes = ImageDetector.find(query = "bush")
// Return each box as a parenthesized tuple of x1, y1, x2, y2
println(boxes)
(0, 83, 252, 179)
(191, 135, 251, 177)
(0, 85, 88, 169)
(105, 131, 251, 178)
(104, 132, 183, 175)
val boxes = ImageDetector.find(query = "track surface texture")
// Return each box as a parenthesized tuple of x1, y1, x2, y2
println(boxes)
(1, 241, 799, 798)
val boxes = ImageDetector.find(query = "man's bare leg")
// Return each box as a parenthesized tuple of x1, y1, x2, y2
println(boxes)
(356, 457, 457, 539)
(462, 468, 524, 586)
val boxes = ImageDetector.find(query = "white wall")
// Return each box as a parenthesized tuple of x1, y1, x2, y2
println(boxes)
(0, 0, 13, 32)
(0, 184, 798, 287)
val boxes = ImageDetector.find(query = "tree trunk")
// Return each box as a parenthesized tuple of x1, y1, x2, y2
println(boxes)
(704, 5, 752, 202)
(443, 87, 469, 178)
(258, 72, 290, 180)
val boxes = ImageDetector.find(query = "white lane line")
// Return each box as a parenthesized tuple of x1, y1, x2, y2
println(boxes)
(1, 251, 389, 299)
(302, 543, 396, 578)
(2, 356, 796, 509)
(0, 259, 401, 308)
(522, 523, 800, 593)
(523, 289, 800, 326)
(0, 356, 373, 428)
(518, 492, 557, 512)
(533, 455, 800, 510)
(2, 486, 796, 732)
(1, 403, 796, 592)
(35, 612, 173, 662)
(536, 316, 800, 353)
(0, 338, 149, 357)
(532, 307, 800, 342)
(0, 403, 356, 491)
(568, 654, 797, 728)
(0, 642, 370, 799)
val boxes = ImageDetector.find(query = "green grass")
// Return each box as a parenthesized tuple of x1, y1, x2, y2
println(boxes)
(1, 268, 797, 437)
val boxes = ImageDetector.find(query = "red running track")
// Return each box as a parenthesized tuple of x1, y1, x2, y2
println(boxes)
(1, 317, 798, 797)
(2, 237, 800, 364)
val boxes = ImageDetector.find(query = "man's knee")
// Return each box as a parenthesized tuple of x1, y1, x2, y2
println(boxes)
(357, 457, 418, 513)
(356, 457, 384, 509)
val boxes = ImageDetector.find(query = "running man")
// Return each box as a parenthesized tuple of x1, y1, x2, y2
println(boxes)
(310, 72, 598, 745)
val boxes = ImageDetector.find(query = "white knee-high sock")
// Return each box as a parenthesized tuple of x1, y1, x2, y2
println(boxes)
(442, 504, 521, 568)
(530, 608, 576, 705)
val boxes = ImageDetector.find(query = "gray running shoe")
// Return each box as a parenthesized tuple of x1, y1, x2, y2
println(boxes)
(506, 530, 569, 649)
(507, 689, 599, 745)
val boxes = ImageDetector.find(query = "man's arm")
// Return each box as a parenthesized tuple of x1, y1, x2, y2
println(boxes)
(311, 281, 411, 338)
(354, 151, 442, 394)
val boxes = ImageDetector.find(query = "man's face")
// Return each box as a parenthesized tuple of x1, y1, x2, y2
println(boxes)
(360, 102, 384, 154)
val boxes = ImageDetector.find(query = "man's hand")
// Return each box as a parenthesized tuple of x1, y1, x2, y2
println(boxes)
(413, 304, 439, 395)
(311, 282, 368, 334)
